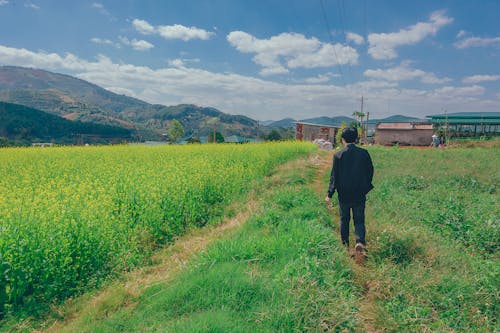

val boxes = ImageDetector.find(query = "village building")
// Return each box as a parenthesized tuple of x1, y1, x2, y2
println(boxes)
(426, 112, 500, 138)
(31, 142, 54, 147)
(374, 122, 434, 146)
(225, 135, 248, 144)
(295, 122, 339, 144)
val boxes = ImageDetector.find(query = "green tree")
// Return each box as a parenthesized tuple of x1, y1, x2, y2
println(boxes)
(266, 129, 282, 141)
(208, 131, 224, 143)
(352, 111, 365, 125)
(169, 119, 184, 143)
(336, 121, 347, 146)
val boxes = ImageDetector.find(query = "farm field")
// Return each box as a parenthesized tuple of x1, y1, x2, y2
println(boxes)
(0, 142, 315, 320)
(1, 142, 499, 332)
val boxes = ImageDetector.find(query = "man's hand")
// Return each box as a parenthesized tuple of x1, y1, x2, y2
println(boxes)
(325, 196, 333, 209)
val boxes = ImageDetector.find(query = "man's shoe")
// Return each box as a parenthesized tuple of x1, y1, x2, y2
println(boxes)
(354, 243, 366, 265)
(355, 243, 366, 253)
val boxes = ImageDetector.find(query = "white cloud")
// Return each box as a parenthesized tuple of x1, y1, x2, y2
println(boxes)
(1, 44, 499, 120)
(420, 73, 452, 84)
(433, 85, 486, 100)
(119, 36, 154, 51)
(130, 39, 154, 51)
(456, 30, 467, 39)
(90, 38, 121, 49)
(462, 74, 500, 84)
(368, 10, 453, 59)
(167, 58, 200, 68)
(346, 32, 364, 45)
(454, 36, 500, 49)
(132, 19, 156, 35)
(303, 73, 338, 84)
(227, 31, 358, 76)
(91, 2, 114, 18)
(157, 24, 214, 41)
(132, 18, 215, 41)
(364, 62, 451, 84)
(168, 59, 185, 68)
(434, 85, 485, 97)
(91, 37, 112, 45)
(24, 2, 39, 10)
(0, 1, 9, 6)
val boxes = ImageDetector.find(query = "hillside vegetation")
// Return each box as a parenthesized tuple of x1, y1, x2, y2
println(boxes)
(0, 101, 133, 145)
(0, 66, 262, 139)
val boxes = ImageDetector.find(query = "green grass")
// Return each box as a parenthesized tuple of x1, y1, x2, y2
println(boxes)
(357, 146, 499, 332)
(2, 145, 498, 332)
(51, 156, 361, 332)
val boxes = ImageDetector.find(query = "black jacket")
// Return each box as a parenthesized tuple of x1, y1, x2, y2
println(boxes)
(327, 144, 374, 203)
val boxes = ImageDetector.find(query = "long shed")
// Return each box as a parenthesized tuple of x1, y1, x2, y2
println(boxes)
(426, 112, 500, 137)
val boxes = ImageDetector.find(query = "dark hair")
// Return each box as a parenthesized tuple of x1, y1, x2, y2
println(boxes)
(341, 127, 358, 143)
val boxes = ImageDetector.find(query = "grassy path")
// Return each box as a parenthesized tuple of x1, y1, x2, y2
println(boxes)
(43, 200, 259, 332)
(315, 147, 498, 332)
(19, 152, 358, 332)
(333, 146, 497, 332)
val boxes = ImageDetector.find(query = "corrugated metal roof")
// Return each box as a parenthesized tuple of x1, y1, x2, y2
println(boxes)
(294, 121, 339, 128)
(415, 124, 433, 130)
(426, 112, 500, 119)
(429, 118, 499, 124)
(377, 123, 413, 129)
(376, 122, 433, 130)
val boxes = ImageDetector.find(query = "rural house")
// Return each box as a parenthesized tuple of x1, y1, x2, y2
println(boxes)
(295, 122, 339, 144)
(374, 122, 433, 146)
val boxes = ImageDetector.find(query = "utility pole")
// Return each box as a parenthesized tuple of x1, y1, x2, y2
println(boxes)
(365, 111, 369, 144)
(444, 108, 448, 146)
(360, 96, 364, 144)
(360, 95, 364, 115)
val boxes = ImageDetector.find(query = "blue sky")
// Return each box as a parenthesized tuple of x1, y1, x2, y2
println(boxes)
(0, 0, 499, 120)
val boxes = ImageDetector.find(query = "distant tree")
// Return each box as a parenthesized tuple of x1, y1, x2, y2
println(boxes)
(187, 136, 201, 144)
(351, 111, 366, 142)
(337, 121, 363, 145)
(0, 137, 9, 147)
(336, 122, 347, 146)
(352, 111, 365, 124)
(208, 131, 224, 143)
(266, 129, 282, 141)
(169, 119, 184, 143)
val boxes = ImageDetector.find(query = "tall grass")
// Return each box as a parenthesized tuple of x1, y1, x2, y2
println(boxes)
(361, 146, 499, 331)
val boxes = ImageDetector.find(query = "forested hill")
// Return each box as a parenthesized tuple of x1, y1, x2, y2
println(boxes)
(0, 66, 261, 139)
(0, 101, 133, 145)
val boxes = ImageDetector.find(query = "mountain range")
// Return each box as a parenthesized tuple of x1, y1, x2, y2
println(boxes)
(264, 114, 424, 129)
(0, 66, 262, 141)
(0, 66, 426, 145)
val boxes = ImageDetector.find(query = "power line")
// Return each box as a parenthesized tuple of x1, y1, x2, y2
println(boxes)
(319, 0, 346, 86)
(336, 0, 354, 84)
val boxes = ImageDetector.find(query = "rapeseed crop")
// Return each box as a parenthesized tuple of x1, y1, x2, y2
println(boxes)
(0, 142, 315, 315)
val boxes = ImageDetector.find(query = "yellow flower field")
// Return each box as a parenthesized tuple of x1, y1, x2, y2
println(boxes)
(0, 142, 315, 313)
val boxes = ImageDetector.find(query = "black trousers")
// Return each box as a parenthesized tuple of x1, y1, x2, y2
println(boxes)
(338, 200, 366, 246)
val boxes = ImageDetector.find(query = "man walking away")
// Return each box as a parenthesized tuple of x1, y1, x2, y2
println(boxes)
(325, 127, 374, 259)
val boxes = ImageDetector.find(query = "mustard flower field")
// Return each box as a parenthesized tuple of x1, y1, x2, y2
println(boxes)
(0, 142, 315, 314)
